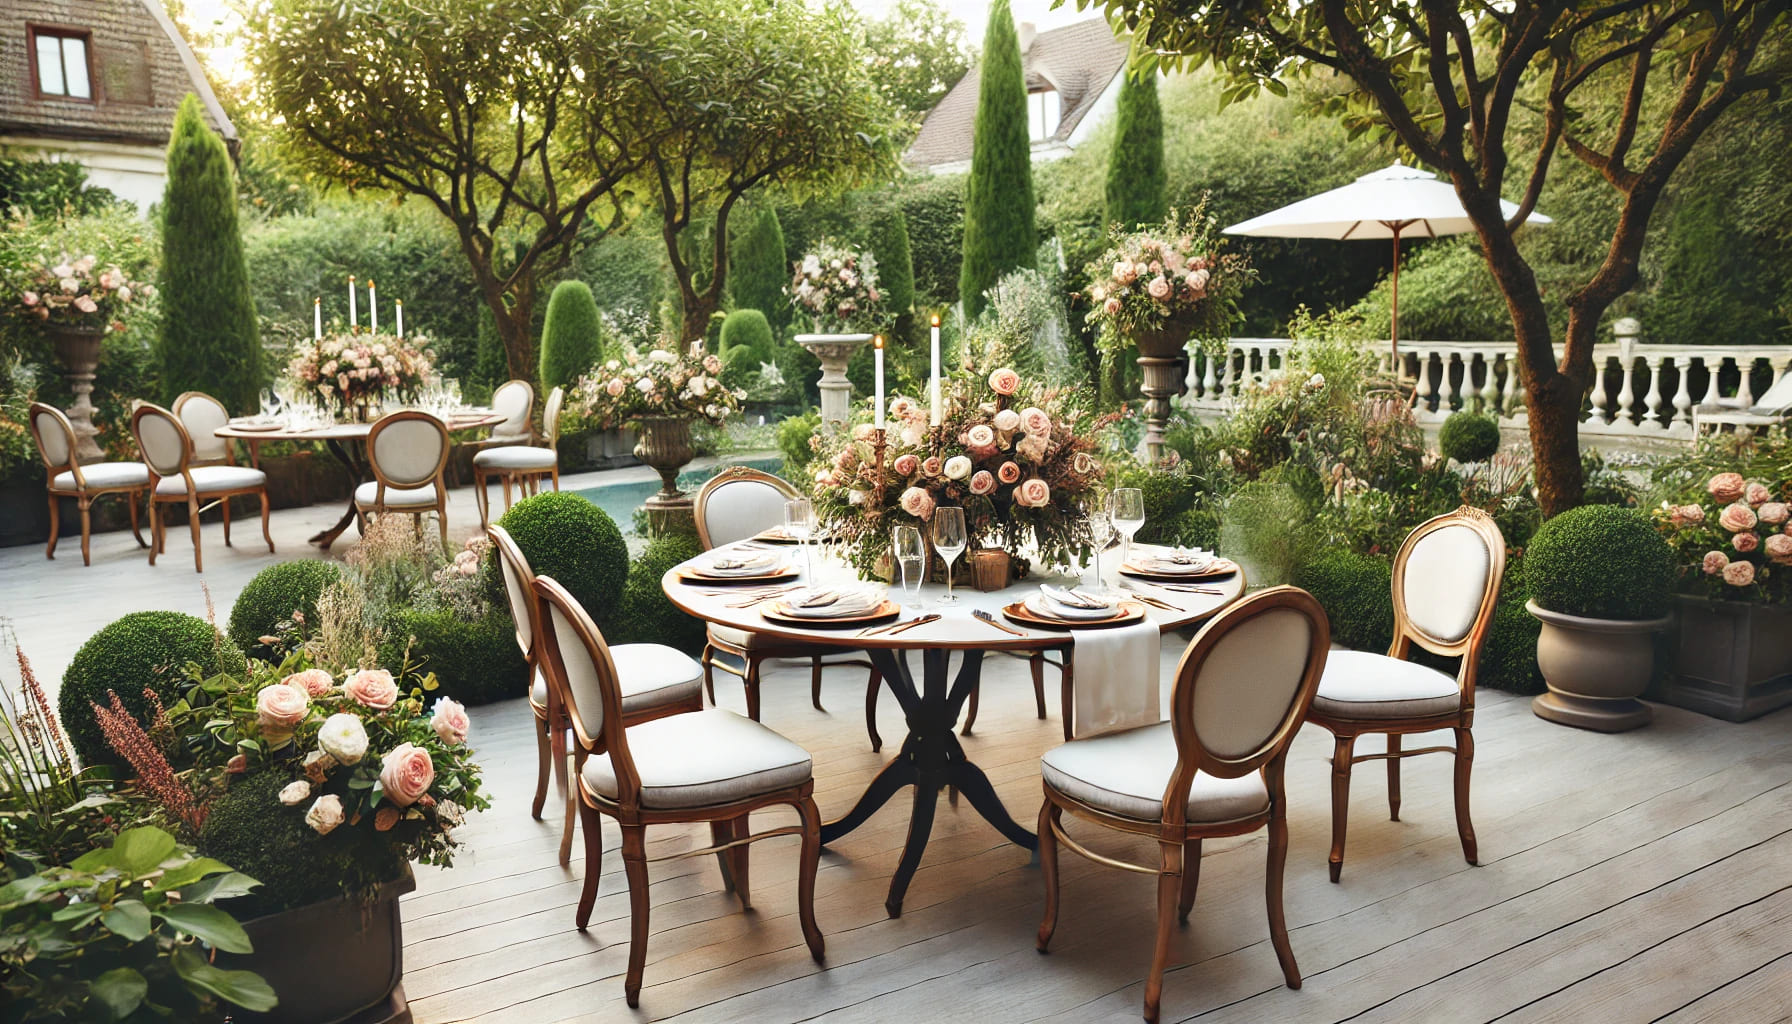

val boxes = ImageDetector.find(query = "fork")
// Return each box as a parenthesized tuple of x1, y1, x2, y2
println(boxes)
(972, 609, 1028, 636)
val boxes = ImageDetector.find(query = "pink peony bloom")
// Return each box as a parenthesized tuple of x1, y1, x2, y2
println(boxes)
(1759, 502, 1790, 526)
(1014, 478, 1052, 508)
(1745, 482, 1773, 506)
(256, 684, 309, 733)
(987, 368, 1021, 395)
(430, 697, 470, 746)
(1703, 550, 1730, 575)
(1146, 277, 1171, 300)
(997, 461, 1021, 484)
(21, 290, 38, 306)
(964, 424, 996, 450)
(1734, 531, 1760, 553)
(1708, 472, 1747, 503)
(921, 456, 943, 478)
(73, 295, 98, 314)
(1718, 503, 1758, 533)
(1764, 533, 1792, 565)
(1190, 268, 1211, 291)
(969, 470, 996, 495)
(1723, 560, 1756, 587)
(892, 453, 919, 477)
(345, 668, 399, 710)
(379, 742, 436, 807)
(1670, 504, 1706, 527)
(898, 486, 935, 520)
(285, 669, 337, 698)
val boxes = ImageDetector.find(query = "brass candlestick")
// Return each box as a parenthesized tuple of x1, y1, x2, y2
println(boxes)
(872, 426, 889, 507)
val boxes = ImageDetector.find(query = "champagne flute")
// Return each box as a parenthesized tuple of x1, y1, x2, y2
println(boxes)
(932, 506, 967, 605)
(1110, 487, 1146, 570)
(893, 525, 926, 609)
(785, 497, 817, 577)
(1087, 498, 1115, 593)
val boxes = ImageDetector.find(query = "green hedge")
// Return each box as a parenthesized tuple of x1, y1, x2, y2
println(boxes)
(1439, 412, 1501, 463)
(1293, 550, 1395, 653)
(1527, 505, 1674, 620)
(379, 607, 527, 706)
(485, 491, 630, 629)
(227, 559, 344, 656)
(606, 534, 708, 657)
(58, 611, 247, 769)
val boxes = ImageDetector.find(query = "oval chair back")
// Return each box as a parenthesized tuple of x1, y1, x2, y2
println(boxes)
(486, 524, 537, 661)
(693, 466, 797, 549)
(490, 379, 535, 444)
(1166, 586, 1330, 823)
(366, 410, 450, 493)
(542, 386, 564, 449)
(130, 403, 194, 482)
(531, 574, 637, 802)
(172, 391, 231, 465)
(1389, 507, 1506, 696)
(27, 402, 78, 480)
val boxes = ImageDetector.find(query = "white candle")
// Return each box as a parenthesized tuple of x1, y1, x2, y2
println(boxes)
(368, 280, 378, 333)
(313, 297, 322, 340)
(395, 300, 404, 340)
(348, 275, 357, 328)
(873, 334, 885, 430)
(929, 315, 942, 427)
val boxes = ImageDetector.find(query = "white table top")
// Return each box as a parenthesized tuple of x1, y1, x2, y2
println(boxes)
(661, 542, 1246, 653)
(213, 410, 505, 441)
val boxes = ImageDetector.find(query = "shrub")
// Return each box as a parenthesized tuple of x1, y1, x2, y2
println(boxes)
(227, 559, 344, 656)
(1294, 550, 1395, 652)
(486, 491, 629, 628)
(729, 206, 790, 332)
(199, 769, 394, 917)
(1219, 479, 1318, 587)
(719, 309, 774, 363)
(869, 208, 915, 314)
(539, 279, 607, 392)
(777, 410, 822, 476)
(1105, 72, 1167, 230)
(58, 611, 246, 769)
(721, 344, 763, 391)
(1439, 411, 1502, 464)
(607, 534, 708, 656)
(1527, 505, 1675, 620)
(379, 607, 526, 706)
(1478, 555, 1545, 695)
(957, 0, 1035, 319)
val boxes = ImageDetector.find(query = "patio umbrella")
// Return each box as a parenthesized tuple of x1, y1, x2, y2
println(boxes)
(1222, 162, 1551, 363)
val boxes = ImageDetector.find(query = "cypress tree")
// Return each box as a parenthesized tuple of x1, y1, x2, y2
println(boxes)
(957, 0, 1035, 320)
(158, 94, 260, 411)
(870, 208, 915, 315)
(729, 205, 790, 331)
(538, 280, 606, 391)
(1104, 72, 1167, 231)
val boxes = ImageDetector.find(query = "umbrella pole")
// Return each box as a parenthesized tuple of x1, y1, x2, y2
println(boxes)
(1390, 225, 1401, 372)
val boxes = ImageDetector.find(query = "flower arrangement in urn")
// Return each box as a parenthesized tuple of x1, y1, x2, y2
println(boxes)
(788, 240, 882, 332)
(811, 362, 1111, 577)
(286, 328, 435, 421)
(1655, 470, 1792, 602)
(1083, 201, 1250, 356)
(567, 344, 742, 430)
(11, 253, 152, 330)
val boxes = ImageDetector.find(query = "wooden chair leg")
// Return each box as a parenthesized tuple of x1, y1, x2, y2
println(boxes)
(796, 796, 825, 962)
(187, 496, 203, 573)
(727, 814, 751, 909)
(1178, 837, 1202, 923)
(1144, 840, 1182, 1024)
(864, 667, 883, 752)
(810, 655, 825, 711)
(743, 656, 762, 722)
(259, 491, 274, 553)
(437, 502, 448, 549)
(44, 493, 60, 560)
(221, 495, 232, 546)
(474, 469, 489, 530)
(550, 711, 569, 800)
(701, 645, 717, 705)
(550, 467, 561, 492)
(1454, 726, 1478, 865)
(1329, 732, 1356, 883)
(501, 474, 513, 514)
(1036, 800, 1061, 952)
(1061, 660, 1077, 741)
(78, 497, 93, 566)
(1387, 733, 1402, 820)
(574, 799, 605, 930)
(1266, 798, 1301, 989)
(530, 710, 551, 821)
(128, 491, 147, 548)
(560, 750, 578, 867)
(709, 819, 737, 892)
(1030, 654, 1047, 719)
(960, 682, 979, 735)
(147, 503, 160, 566)
(620, 824, 651, 1008)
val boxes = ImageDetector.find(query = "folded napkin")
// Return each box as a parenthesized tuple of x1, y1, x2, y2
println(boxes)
(700, 551, 783, 576)
(779, 587, 884, 618)
(1028, 585, 1120, 621)
(1132, 548, 1217, 574)
(1071, 619, 1162, 738)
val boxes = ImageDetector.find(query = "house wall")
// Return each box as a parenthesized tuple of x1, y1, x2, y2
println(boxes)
(0, 134, 165, 209)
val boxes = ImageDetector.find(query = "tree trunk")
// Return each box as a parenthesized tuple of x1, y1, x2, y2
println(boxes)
(491, 300, 537, 384)
(1525, 369, 1586, 517)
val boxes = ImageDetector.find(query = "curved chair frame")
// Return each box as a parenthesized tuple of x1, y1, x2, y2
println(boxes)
(358, 410, 451, 548)
(171, 391, 236, 467)
(531, 574, 825, 1007)
(130, 403, 273, 573)
(474, 386, 563, 529)
(1036, 586, 1331, 1023)
(1306, 505, 1506, 882)
(27, 402, 149, 565)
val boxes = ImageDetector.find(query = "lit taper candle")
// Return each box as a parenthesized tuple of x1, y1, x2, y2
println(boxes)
(313, 297, 322, 340)
(395, 300, 404, 340)
(873, 334, 885, 430)
(929, 314, 942, 427)
(348, 275, 357, 328)
(368, 279, 377, 333)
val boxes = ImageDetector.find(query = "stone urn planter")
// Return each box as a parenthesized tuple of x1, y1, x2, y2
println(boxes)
(1528, 600, 1674, 732)
(1655, 596, 1792, 722)
(795, 333, 871, 429)
(1130, 318, 1196, 459)
(46, 322, 107, 463)
(634, 415, 697, 534)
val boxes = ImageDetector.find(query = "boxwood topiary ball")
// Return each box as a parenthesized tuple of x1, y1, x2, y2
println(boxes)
(378, 607, 527, 705)
(1438, 411, 1502, 464)
(227, 559, 344, 655)
(607, 533, 708, 656)
(488, 491, 629, 628)
(1526, 504, 1675, 620)
(58, 610, 247, 769)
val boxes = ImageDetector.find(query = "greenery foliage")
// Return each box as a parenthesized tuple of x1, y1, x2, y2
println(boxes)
(488, 492, 630, 628)
(1293, 550, 1395, 653)
(58, 612, 245, 770)
(606, 534, 708, 656)
(777, 410, 823, 477)
(869, 209, 916, 316)
(198, 770, 382, 919)
(1439, 412, 1502, 464)
(0, 154, 120, 220)
(957, 0, 1035, 320)
(1104, 73, 1168, 231)
(227, 559, 344, 657)
(861, 0, 972, 129)
(729, 206, 791, 331)
(719, 309, 774, 363)
(539, 280, 607, 393)
(378, 608, 526, 706)
(1527, 505, 1675, 620)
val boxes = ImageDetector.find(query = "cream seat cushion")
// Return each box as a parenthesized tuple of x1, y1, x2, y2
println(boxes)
(1312, 650, 1461, 721)
(1040, 722, 1270, 823)
(531, 644, 703, 714)
(473, 445, 557, 471)
(354, 481, 439, 508)
(580, 708, 812, 809)
(709, 624, 788, 651)
(153, 465, 266, 496)
(53, 462, 149, 491)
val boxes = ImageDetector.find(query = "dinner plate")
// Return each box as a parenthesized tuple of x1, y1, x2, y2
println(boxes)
(1024, 592, 1121, 621)
(762, 599, 900, 629)
(1120, 559, 1239, 583)
(692, 553, 787, 577)
(674, 567, 801, 585)
(751, 527, 806, 545)
(775, 589, 888, 619)
(1002, 600, 1147, 630)
(229, 419, 285, 432)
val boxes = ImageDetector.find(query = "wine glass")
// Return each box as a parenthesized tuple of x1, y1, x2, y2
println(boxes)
(785, 497, 817, 577)
(893, 525, 926, 609)
(932, 506, 967, 605)
(1110, 487, 1146, 570)
(1087, 498, 1115, 593)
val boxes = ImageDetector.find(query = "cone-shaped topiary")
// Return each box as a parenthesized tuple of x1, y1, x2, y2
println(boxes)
(607, 533, 708, 656)
(539, 280, 607, 393)
(870, 208, 915, 315)
(158, 94, 261, 411)
(729, 205, 790, 332)
(1104, 72, 1167, 230)
(227, 559, 344, 657)
(59, 611, 247, 769)
(1439, 411, 1503, 463)
(1527, 505, 1675, 620)
(958, 0, 1035, 320)
(485, 491, 629, 628)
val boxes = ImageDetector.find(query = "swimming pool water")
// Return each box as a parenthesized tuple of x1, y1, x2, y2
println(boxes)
(570, 456, 784, 529)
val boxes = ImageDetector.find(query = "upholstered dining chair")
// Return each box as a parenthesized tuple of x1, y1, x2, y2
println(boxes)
(28, 402, 150, 565)
(487, 524, 703, 858)
(356, 410, 451, 548)
(1308, 505, 1505, 882)
(130, 403, 273, 573)
(473, 385, 562, 529)
(531, 574, 825, 1007)
(487, 379, 535, 445)
(171, 391, 234, 467)
(1036, 586, 1330, 1024)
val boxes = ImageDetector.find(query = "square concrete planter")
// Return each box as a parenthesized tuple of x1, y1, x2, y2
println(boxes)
(1655, 596, 1792, 722)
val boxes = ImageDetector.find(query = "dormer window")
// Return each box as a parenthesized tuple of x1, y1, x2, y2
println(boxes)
(1028, 88, 1061, 142)
(31, 27, 93, 100)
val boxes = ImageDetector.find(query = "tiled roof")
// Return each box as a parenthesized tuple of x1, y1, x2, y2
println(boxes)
(906, 17, 1129, 169)
(0, 0, 236, 150)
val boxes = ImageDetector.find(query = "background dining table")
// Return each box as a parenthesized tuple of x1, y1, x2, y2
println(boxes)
(663, 542, 1246, 917)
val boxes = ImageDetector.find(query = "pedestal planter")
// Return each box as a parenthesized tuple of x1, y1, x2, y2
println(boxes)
(1130, 319, 1195, 460)
(222, 872, 416, 1024)
(1656, 596, 1792, 722)
(796, 333, 872, 429)
(634, 415, 697, 534)
(1528, 600, 1674, 732)
(46, 323, 106, 463)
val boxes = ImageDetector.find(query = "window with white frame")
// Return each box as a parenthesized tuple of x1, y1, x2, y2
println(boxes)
(32, 28, 93, 100)
(1028, 89, 1061, 142)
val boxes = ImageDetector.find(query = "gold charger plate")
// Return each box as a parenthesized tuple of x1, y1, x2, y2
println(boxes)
(675, 567, 801, 586)
(752, 527, 806, 545)
(761, 598, 900, 629)
(1119, 559, 1239, 583)
(1002, 600, 1147, 630)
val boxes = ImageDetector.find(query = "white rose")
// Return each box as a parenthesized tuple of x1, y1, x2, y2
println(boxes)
(279, 780, 312, 805)
(636, 377, 655, 394)
(318, 713, 369, 765)
(648, 349, 676, 363)
(689, 375, 708, 397)
(943, 455, 973, 480)
(305, 794, 345, 835)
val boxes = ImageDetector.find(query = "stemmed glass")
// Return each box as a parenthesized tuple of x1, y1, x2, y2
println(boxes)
(1087, 497, 1115, 593)
(1109, 487, 1146, 570)
(785, 497, 817, 578)
(893, 525, 927, 610)
(932, 506, 967, 605)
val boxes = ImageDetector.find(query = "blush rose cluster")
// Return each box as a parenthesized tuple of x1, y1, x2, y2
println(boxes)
(1659, 470, 1792, 598)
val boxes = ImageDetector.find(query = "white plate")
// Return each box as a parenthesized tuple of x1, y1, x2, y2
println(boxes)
(698, 554, 785, 577)
(1023, 594, 1121, 621)
(779, 589, 885, 618)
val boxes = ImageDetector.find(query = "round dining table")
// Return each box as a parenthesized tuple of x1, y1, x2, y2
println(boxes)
(663, 543, 1246, 917)
(216, 409, 506, 549)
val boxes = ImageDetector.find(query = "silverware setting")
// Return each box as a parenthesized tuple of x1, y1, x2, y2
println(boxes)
(972, 609, 1028, 636)
(1116, 584, 1179, 611)
(860, 613, 940, 638)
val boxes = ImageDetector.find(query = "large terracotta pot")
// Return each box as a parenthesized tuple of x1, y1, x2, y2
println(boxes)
(46, 322, 107, 463)
(1528, 600, 1674, 732)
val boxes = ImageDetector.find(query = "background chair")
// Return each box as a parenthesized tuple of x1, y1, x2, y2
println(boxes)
(1692, 363, 1792, 437)
(27, 402, 150, 565)
(1307, 506, 1505, 882)
(171, 391, 235, 466)
(474, 385, 563, 528)
(1036, 586, 1330, 1024)
(130, 403, 272, 573)
(531, 574, 825, 1007)
(357, 410, 451, 548)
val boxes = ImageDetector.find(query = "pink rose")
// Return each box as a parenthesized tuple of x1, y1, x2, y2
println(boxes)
(992, 408, 1020, 432)
(1019, 407, 1052, 436)
(1745, 482, 1773, 505)
(1103, 297, 1122, 315)
(921, 456, 943, 478)
(379, 742, 436, 807)
(345, 669, 399, 710)
(605, 377, 626, 397)
(430, 697, 470, 746)
(987, 368, 1020, 395)
(1146, 277, 1171, 300)
(898, 486, 935, 520)
(256, 684, 310, 733)
(1073, 452, 1098, 475)
(1016, 434, 1049, 463)
(964, 424, 996, 449)
(893, 453, 919, 477)
(890, 396, 917, 420)
(703, 354, 722, 374)
(1765, 533, 1792, 565)
(21, 290, 38, 306)
(1670, 504, 1706, 527)
(1758, 502, 1788, 526)
(997, 461, 1021, 484)
(1015, 478, 1051, 508)
(285, 669, 336, 698)
(1723, 560, 1756, 587)
(73, 295, 97, 313)
(1718, 503, 1758, 533)
(1734, 531, 1760, 553)
(969, 470, 996, 495)
(1190, 268, 1211, 291)
(1114, 260, 1136, 283)
(1708, 472, 1746, 503)
(1702, 550, 1730, 575)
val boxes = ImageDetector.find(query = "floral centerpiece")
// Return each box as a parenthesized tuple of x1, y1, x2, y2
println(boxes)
(1083, 203, 1250, 357)
(12, 254, 152, 330)
(788, 240, 882, 332)
(1655, 471, 1792, 603)
(286, 328, 435, 421)
(567, 345, 742, 430)
(811, 363, 1111, 577)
